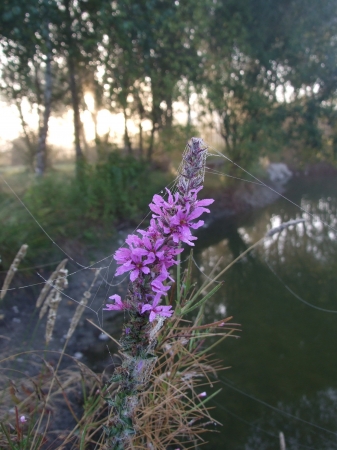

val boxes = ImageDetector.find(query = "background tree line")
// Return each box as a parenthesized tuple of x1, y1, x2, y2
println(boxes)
(1, 0, 337, 176)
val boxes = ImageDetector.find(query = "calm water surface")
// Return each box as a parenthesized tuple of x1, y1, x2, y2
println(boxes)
(194, 176, 337, 449)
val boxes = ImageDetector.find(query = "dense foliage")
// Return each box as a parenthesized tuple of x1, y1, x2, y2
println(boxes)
(0, 154, 161, 263)
(1, 0, 337, 172)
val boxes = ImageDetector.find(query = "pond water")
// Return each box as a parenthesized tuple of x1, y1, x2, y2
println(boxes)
(194, 176, 337, 449)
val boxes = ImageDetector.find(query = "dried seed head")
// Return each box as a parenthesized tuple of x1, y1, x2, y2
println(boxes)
(45, 268, 68, 345)
(1, 244, 28, 300)
(66, 268, 101, 340)
(36, 259, 68, 308)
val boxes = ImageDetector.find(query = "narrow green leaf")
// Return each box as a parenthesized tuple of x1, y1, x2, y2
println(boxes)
(181, 282, 223, 315)
(184, 249, 194, 293)
(182, 388, 222, 416)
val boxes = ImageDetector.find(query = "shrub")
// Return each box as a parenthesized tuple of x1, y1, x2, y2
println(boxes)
(0, 153, 165, 264)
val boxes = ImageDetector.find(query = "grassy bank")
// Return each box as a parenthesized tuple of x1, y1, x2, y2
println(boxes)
(0, 154, 170, 267)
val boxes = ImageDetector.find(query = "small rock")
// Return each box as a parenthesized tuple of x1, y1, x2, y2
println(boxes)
(267, 163, 292, 184)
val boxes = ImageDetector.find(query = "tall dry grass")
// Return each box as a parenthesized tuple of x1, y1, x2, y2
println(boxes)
(0, 213, 298, 448)
(0, 245, 238, 450)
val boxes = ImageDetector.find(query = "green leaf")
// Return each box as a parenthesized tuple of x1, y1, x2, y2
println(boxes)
(181, 282, 223, 315)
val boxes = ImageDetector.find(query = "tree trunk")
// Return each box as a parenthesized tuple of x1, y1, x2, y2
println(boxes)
(147, 89, 160, 161)
(15, 99, 35, 168)
(136, 94, 144, 158)
(64, 0, 83, 169)
(147, 124, 154, 162)
(32, 61, 43, 132)
(36, 25, 52, 177)
(139, 122, 143, 158)
(80, 121, 90, 157)
(68, 56, 84, 164)
(165, 95, 173, 128)
(186, 81, 191, 128)
(91, 109, 99, 143)
(123, 105, 132, 154)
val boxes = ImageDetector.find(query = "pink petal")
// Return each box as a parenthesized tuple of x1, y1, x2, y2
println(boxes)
(108, 294, 122, 304)
(141, 303, 152, 313)
(115, 264, 133, 276)
(190, 220, 204, 230)
(152, 194, 164, 205)
(156, 305, 173, 317)
(149, 311, 157, 322)
(114, 248, 131, 263)
(196, 198, 214, 207)
(103, 302, 124, 311)
(130, 269, 140, 282)
(149, 204, 161, 215)
(151, 278, 170, 293)
(132, 247, 148, 257)
(188, 207, 209, 221)
(144, 253, 155, 264)
(126, 234, 142, 246)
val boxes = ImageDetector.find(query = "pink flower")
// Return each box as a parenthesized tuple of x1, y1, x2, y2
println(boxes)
(163, 188, 179, 206)
(151, 275, 171, 296)
(115, 251, 154, 281)
(171, 206, 209, 229)
(149, 189, 179, 215)
(130, 253, 155, 282)
(149, 194, 165, 215)
(20, 415, 27, 423)
(141, 296, 173, 322)
(103, 295, 128, 311)
(165, 219, 198, 246)
(125, 234, 143, 247)
(137, 219, 162, 241)
(141, 236, 165, 261)
(114, 247, 133, 265)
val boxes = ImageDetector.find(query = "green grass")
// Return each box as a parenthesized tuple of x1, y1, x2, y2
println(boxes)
(0, 154, 170, 267)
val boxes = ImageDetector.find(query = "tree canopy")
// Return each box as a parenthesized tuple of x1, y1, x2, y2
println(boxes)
(1, 0, 337, 173)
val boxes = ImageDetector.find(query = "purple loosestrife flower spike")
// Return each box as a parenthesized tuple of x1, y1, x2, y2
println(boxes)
(107, 137, 213, 321)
